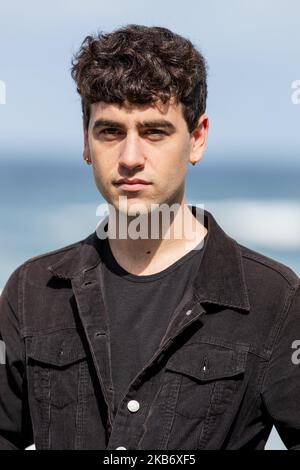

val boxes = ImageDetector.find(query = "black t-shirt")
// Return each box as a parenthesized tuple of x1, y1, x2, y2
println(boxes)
(100, 231, 207, 414)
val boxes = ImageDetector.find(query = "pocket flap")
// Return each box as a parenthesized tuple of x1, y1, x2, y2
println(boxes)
(27, 330, 90, 367)
(165, 342, 248, 382)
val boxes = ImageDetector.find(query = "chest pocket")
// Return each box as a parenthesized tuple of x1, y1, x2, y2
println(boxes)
(165, 340, 249, 420)
(26, 329, 92, 409)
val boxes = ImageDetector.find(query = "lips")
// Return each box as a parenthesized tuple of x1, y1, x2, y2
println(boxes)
(116, 179, 151, 185)
(115, 182, 151, 192)
(114, 179, 152, 192)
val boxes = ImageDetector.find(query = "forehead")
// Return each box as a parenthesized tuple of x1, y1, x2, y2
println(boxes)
(89, 98, 185, 125)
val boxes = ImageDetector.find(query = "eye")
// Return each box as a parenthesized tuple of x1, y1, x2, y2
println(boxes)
(101, 128, 120, 134)
(145, 129, 165, 134)
(143, 129, 167, 139)
(96, 128, 123, 140)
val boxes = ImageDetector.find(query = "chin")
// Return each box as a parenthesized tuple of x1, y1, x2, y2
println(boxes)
(119, 200, 151, 217)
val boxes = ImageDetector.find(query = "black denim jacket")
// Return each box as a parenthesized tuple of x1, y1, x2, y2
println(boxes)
(0, 206, 300, 450)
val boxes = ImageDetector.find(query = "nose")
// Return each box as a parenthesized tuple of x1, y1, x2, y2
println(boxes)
(118, 132, 145, 170)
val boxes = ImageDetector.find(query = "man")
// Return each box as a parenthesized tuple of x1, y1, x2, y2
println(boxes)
(0, 24, 300, 450)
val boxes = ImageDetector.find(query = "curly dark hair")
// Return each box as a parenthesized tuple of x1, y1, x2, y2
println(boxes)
(70, 24, 208, 133)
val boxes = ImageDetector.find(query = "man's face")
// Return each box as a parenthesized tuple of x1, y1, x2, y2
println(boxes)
(83, 98, 208, 216)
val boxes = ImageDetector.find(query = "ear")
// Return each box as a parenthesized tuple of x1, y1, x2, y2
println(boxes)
(189, 114, 209, 166)
(82, 118, 90, 162)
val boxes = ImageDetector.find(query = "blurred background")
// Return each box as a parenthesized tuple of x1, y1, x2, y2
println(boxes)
(0, 0, 299, 450)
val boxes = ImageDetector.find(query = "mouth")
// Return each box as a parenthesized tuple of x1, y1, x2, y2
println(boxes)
(114, 178, 152, 192)
(115, 182, 151, 192)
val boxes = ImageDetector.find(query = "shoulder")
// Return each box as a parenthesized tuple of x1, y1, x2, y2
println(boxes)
(22, 238, 85, 268)
(1, 234, 91, 295)
(238, 241, 300, 290)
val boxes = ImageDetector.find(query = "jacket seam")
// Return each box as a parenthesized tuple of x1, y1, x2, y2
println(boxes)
(20, 240, 83, 268)
(235, 241, 251, 309)
(260, 284, 300, 397)
(241, 250, 299, 288)
(18, 264, 26, 367)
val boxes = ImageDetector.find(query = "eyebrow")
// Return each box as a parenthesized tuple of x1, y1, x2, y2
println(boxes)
(92, 118, 177, 133)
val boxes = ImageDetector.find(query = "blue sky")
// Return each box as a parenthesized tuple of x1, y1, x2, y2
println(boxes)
(0, 0, 299, 166)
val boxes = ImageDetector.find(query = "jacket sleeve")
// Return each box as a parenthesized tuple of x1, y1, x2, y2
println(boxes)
(0, 266, 34, 449)
(261, 284, 300, 449)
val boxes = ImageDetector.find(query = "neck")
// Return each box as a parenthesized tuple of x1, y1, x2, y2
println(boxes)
(106, 199, 207, 276)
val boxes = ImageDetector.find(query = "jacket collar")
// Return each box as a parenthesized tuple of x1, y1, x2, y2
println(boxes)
(47, 205, 250, 312)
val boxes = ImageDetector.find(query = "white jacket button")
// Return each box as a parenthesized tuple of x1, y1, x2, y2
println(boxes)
(127, 400, 140, 413)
